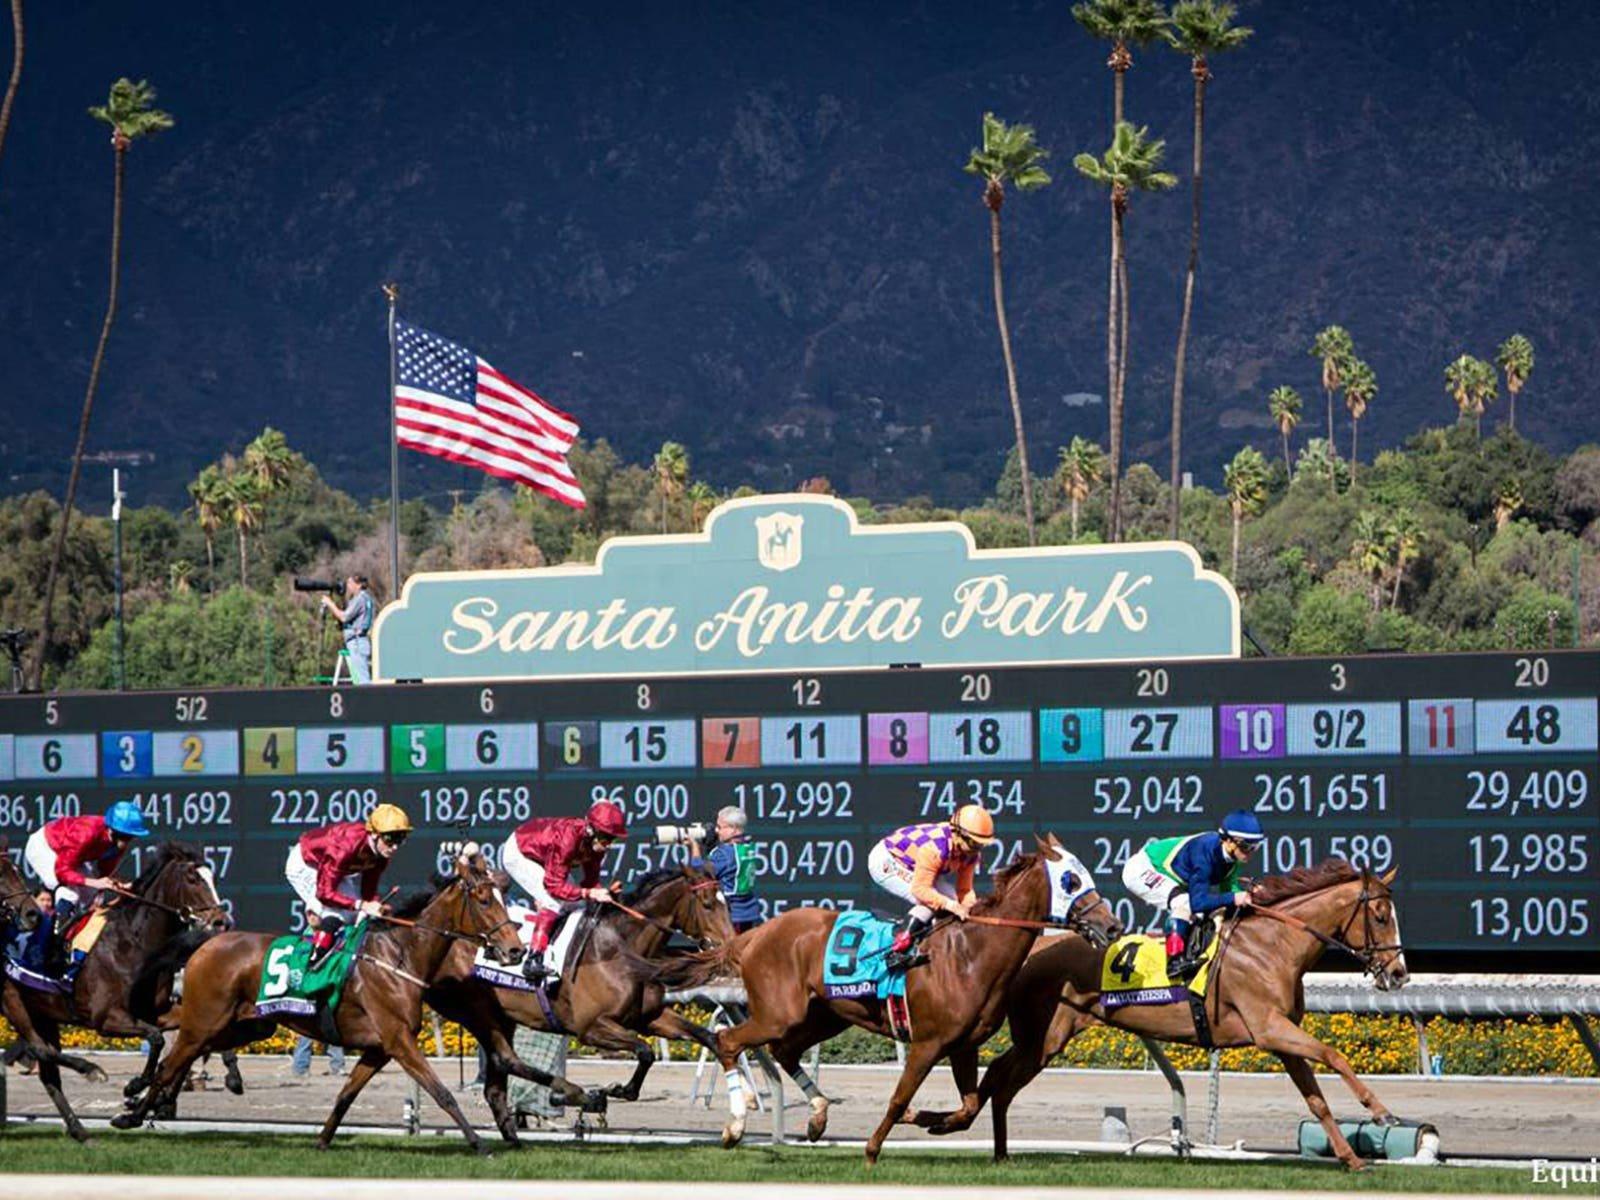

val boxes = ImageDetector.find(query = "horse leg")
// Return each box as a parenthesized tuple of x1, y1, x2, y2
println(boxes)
(223, 1047, 245, 1095)
(903, 1043, 977, 1132)
(581, 1016, 655, 1101)
(122, 1021, 169, 1098)
(1276, 1052, 1366, 1169)
(1257, 1009, 1395, 1129)
(766, 1008, 846, 1142)
(708, 1006, 800, 1148)
(315, 1048, 389, 1150)
(111, 1015, 235, 1130)
(480, 1056, 521, 1149)
(863, 1038, 945, 1166)
(1, 984, 105, 1081)
(29, 1017, 90, 1143)
(384, 1033, 489, 1155)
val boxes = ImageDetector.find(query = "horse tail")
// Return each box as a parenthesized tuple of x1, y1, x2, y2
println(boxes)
(651, 932, 747, 992)
(129, 927, 220, 1022)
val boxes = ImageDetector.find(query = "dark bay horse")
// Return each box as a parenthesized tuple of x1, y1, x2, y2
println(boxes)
(423, 863, 736, 1144)
(918, 861, 1409, 1170)
(0, 835, 44, 934)
(0, 841, 229, 1142)
(662, 834, 1122, 1161)
(114, 846, 526, 1153)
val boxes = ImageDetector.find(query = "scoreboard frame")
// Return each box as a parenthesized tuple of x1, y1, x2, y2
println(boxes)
(2, 649, 1597, 974)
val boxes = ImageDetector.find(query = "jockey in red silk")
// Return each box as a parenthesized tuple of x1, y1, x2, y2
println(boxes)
(502, 800, 628, 979)
(284, 804, 411, 965)
(24, 800, 149, 956)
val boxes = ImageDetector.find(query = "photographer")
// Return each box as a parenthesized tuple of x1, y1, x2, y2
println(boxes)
(687, 806, 761, 933)
(320, 574, 375, 685)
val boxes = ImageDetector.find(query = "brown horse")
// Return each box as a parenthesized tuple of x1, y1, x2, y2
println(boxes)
(0, 835, 44, 934)
(918, 861, 1409, 1170)
(423, 862, 737, 1144)
(662, 834, 1123, 1162)
(113, 846, 525, 1153)
(0, 841, 229, 1142)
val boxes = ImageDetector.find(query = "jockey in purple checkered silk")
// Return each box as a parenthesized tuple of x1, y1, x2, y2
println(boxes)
(868, 805, 996, 971)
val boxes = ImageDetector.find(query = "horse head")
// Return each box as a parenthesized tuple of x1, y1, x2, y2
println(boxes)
(671, 863, 737, 946)
(1036, 832, 1122, 948)
(1253, 859, 1409, 990)
(439, 842, 524, 967)
(0, 836, 43, 933)
(1350, 867, 1408, 991)
(136, 843, 230, 930)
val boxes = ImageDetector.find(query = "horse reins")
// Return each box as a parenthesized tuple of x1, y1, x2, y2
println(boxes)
(1244, 879, 1405, 979)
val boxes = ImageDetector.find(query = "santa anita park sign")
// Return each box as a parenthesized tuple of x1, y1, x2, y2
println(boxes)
(373, 495, 1240, 682)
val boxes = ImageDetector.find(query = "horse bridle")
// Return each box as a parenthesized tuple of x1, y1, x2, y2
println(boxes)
(606, 874, 722, 948)
(377, 875, 520, 948)
(1250, 874, 1405, 980)
(0, 882, 37, 925)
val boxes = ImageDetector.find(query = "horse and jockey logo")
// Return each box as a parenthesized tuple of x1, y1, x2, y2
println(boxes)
(755, 513, 804, 572)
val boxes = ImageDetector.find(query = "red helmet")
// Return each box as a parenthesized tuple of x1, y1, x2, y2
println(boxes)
(586, 801, 628, 839)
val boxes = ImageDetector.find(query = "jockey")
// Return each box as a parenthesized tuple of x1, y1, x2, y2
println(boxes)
(23, 800, 149, 956)
(502, 800, 628, 979)
(285, 804, 412, 966)
(870, 805, 995, 971)
(1122, 809, 1266, 980)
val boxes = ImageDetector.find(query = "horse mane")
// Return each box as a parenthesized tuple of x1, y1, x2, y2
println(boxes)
(129, 841, 201, 895)
(389, 880, 445, 919)
(972, 851, 1039, 915)
(1252, 858, 1362, 905)
(618, 864, 692, 907)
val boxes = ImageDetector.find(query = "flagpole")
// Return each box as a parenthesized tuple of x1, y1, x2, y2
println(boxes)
(383, 282, 401, 600)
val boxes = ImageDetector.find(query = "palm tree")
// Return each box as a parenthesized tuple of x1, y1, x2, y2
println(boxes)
(1057, 437, 1105, 539)
(168, 559, 194, 597)
(1163, 0, 1251, 538)
(1076, 122, 1177, 541)
(1496, 334, 1533, 432)
(0, 0, 23, 186)
(1343, 358, 1377, 474)
(30, 78, 172, 688)
(1221, 445, 1267, 580)
(1389, 509, 1420, 608)
(243, 427, 299, 495)
(1309, 325, 1353, 455)
(221, 472, 265, 588)
(1351, 510, 1392, 613)
(1445, 354, 1477, 430)
(1267, 385, 1302, 470)
(653, 441, 688, 533)
(188, 464, 225, 589)
(687, 480, 718, 528)
(964, 112, 1052, 546)
(1473, 358, 1499, 435)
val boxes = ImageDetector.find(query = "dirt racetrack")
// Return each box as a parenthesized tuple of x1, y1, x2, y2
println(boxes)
(6, 1050, 1596, 1160)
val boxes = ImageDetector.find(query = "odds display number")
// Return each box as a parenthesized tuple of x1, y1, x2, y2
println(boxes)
(544, 721, 599, 771)
(243, 727, 297, 776)
(101, 731, 153, 779)
(703, 717, 761, 769)
(390, 724, 446, 774)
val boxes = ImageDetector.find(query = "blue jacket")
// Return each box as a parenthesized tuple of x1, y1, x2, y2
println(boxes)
(692, 839, 761, 925)
(1166, 831, 1243, 917)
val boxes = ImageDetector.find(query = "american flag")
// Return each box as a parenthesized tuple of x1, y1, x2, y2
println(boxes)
(393, 319, 586, 509)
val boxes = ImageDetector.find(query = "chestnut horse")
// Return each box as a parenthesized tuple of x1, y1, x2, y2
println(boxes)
(0, 841, 229, 1142)
(662, 834, 1122, 1162)
(114, 847, 525, 1153)
(918, 861, 1409, 1170)
(423, 863, 737, 1146)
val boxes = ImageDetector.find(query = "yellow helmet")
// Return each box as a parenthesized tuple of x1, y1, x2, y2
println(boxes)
(366, 804, 413, 836)
(950, 804, 996, 845)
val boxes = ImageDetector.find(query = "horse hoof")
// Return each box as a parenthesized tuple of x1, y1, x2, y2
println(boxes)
(1376, 1112, 1401, 1127)
(124, 1077, 148, 1099)
(721, 1119, 746, 1149)
(581, 1090, 609, 1114)
(226, 1075, 245, 1096)
(87, 1065, 109, 1084)
(1343, 1157, 1370, 1173)
(745, 1091, 759, 1113)
(806, 1097, 829, 1142)
(108, 1113, 141, 1131)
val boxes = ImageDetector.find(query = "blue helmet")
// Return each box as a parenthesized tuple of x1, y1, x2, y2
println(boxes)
(1218, 809, 1265, 843)
(105, 800, 150, 838)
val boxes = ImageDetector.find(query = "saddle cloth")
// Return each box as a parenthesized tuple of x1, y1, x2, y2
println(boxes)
(821, 911, 908, 1001)
(472, 903, 582, 991)
(1098, 924, 1220, 1011)
(255, 918, 370, 1018)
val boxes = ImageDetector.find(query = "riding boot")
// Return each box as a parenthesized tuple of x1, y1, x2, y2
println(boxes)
(521, 946, 550, 980)
(1164, 916, 1198, 981)
(522, 910, 558, 980)
(307, 915, 343, 971)
(44, 898, 78, 975)
(884, 912, 933, 972)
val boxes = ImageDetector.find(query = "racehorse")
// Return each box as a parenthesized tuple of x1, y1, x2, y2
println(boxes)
(917, 861, 1408, 1170)
(114, 845, 526, 1153)
(424, 863, 737, 1145)
(0, 841, 230, 1142)
(662, 834, 1122, 1162)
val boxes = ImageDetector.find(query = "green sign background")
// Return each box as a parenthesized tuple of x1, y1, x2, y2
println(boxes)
(373, 495, 1239, 681)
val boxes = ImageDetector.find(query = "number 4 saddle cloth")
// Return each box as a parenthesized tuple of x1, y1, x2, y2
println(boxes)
(1098, 923, 1221, 1012)
(255, 918, 370, 1020)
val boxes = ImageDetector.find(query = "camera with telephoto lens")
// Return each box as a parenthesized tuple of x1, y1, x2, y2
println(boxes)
(655, 822, 709, 846)
(293, 577, 344, 594)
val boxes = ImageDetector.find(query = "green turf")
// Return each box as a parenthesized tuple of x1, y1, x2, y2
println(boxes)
(0, 1129, 1581, 1193)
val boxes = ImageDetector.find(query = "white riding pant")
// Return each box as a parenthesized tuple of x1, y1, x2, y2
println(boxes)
(501, 834, 560, 912)
(1122, 848, 1192, 921)
(284, 844, 360, 921)
(868, 842, 955, 922)
(24, 829, 78, 906)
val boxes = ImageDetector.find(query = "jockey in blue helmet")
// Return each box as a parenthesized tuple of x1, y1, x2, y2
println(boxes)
(1121, 809, 1265, 980)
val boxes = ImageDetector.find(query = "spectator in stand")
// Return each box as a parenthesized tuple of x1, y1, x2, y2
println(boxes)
(688, 806, 761, 933)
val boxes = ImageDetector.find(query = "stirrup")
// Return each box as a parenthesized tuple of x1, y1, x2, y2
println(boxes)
(521, 952, 550, 980)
